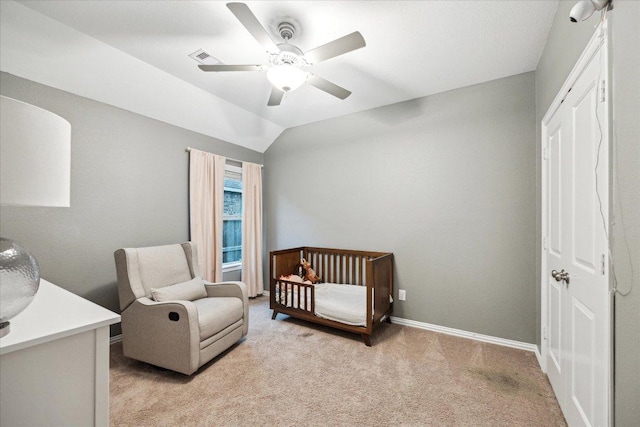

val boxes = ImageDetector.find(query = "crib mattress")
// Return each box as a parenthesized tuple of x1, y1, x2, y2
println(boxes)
(314, 283, 368, 326)
(279, 283, 368, 326)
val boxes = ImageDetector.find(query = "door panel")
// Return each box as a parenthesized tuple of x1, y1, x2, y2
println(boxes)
(572, 82, 598, 272)
(549, 280, 563, 372)
(549, 125, 563, 257)
(572, 298, 596, 427)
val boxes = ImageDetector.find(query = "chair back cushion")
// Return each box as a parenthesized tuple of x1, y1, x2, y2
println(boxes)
(115, 242, 198, 310)
(150, 276, 207, 302)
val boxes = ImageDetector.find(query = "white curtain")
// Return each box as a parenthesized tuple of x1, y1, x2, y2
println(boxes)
(189, 149, 226, 282)
(241, 162, 264, 297)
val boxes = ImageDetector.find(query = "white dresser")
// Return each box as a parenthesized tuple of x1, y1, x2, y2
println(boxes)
(0, 279, 120, 426)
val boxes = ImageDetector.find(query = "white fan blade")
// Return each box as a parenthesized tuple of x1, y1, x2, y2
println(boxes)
(227, 3, 279, 53)
(304, 32, 366, 64)
(307, 74, 351, 100)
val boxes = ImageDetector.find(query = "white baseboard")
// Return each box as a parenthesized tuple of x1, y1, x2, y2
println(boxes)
(390, 316, 537, 353)
(534, 345, 544, 371)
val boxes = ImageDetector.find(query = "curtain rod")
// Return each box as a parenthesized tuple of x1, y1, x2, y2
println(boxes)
(185, 147, 263, 167)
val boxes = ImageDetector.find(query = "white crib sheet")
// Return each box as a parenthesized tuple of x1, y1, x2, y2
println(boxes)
(277, 282, 371, 326)
(314, 283, 368, 326)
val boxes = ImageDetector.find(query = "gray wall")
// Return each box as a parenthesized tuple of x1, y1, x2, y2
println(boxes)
(0, 72, 262, 336)
(536, 1, 640, 424)
(264, 72, 537, 344)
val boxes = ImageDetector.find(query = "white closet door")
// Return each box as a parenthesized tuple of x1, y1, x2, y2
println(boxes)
(544, 35, 610, 427)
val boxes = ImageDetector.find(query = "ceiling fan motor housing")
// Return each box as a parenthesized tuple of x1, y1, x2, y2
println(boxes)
(271, 22, 307, 67)
(272, 46, 305, 65)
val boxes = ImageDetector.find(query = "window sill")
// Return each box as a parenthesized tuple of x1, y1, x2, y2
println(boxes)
(222, 262, 242, 273)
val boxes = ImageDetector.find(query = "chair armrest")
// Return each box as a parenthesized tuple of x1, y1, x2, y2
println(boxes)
(204, 281, 247, 300)
(121, 297, 200, 375)
(134, 296, 198, 312)
(204, 281, 249, 336)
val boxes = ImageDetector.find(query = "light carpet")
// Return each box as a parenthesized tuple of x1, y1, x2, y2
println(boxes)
(110, 296, 566, 426)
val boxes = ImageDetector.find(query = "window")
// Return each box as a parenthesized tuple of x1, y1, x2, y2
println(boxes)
(223, 164, 242, 270)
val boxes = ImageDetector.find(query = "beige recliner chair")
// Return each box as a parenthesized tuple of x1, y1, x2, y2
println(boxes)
(114, 242, 248, 375)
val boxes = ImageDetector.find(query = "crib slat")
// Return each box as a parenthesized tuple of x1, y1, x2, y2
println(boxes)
(354, 256, 358, 285)
(311, 285, 315, 314)
(346, 255, 350, 284)
(324, 252, 328, 282)
(311, 251, 317, 279)
(350, 255, 355, 284)
(343, 255, 347, 283)
(342, 255, 346, 283)
(341, 255, 349, 283)
(344, 255, 347, 283)
(345, 255, 348, 283)
(332, 253, 337, 283)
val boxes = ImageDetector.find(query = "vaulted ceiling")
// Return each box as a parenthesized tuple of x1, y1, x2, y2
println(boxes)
(2, 1, 558, 152)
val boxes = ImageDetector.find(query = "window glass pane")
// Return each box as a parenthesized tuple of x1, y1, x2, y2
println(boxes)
(223, 177, 242, 264)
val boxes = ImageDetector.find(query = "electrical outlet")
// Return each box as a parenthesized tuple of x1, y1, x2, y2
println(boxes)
(398, 289, 406, 301)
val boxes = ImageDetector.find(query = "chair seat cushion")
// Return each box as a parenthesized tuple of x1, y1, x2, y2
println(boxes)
(193, 297, 244, 341)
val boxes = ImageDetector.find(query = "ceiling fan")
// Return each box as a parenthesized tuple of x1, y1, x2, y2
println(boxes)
(198, 2, 366, 106)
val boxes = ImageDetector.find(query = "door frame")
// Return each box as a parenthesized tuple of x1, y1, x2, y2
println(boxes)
(540, 19, 612, 424)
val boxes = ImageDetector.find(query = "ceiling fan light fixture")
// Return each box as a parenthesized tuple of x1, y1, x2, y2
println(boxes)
(266, 64, 307, 92)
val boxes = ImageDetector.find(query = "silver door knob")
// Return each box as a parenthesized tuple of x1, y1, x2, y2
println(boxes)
(551, 269, 570, 284)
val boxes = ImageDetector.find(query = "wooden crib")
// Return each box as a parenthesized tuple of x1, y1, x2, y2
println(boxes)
(270, 247, 394, 346)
